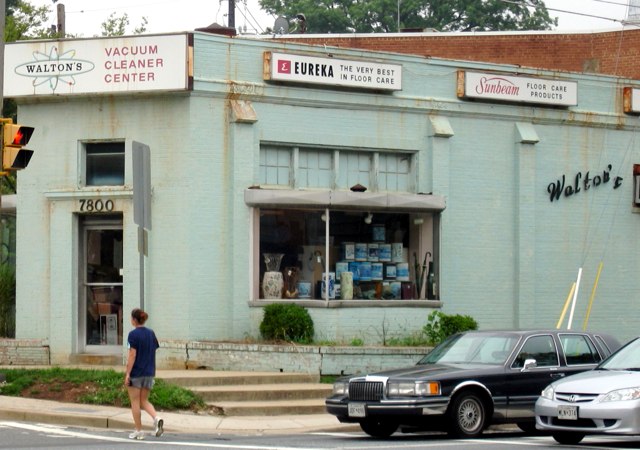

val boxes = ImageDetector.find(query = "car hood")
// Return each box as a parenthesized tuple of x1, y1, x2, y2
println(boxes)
(357, 363, 501, 380)
(554, 369, 640, 394)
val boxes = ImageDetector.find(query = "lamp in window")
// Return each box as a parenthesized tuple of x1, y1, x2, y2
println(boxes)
(364, 212, 373, 224)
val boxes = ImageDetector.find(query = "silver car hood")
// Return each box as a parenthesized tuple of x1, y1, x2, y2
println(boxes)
(555, 369, 640, 394)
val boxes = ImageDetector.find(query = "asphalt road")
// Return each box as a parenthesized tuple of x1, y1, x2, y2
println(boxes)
(3, 421, 640, 449)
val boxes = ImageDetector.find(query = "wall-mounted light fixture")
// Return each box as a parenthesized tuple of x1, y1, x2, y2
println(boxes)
(364, 212, 373, 224)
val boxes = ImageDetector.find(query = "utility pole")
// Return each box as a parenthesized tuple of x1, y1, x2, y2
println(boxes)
(57, 3, 65, 38)
(228, 0, 235, 30)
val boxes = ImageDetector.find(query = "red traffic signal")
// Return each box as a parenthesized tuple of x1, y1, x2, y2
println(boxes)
(2, 124, 35, 171)
(8, 126, 34, 146)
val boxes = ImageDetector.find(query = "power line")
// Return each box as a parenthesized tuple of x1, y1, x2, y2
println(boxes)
(235, 0, 265, 34)
(592, 0, 628, 7)
(501, 0, 626, 24)
(66, 0, 176, 15)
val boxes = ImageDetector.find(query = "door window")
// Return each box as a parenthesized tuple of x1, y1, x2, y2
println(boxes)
(560, 334, 602, 365)
(82, 219, 123, 347)
(512, 335, 559, 368)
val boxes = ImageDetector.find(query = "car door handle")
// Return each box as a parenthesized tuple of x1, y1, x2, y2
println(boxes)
(550, 373, 565, 379)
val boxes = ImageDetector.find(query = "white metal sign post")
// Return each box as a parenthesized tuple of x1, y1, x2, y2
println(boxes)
(133, 141, 151, 309)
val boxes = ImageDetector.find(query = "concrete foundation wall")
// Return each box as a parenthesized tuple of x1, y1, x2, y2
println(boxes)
(0, 339, 49, 365)
(161, 340, 430, 375)
(0, 339, 428, 375)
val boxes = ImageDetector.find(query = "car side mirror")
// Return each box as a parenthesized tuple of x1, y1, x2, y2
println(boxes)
(521, 358, 537, 372)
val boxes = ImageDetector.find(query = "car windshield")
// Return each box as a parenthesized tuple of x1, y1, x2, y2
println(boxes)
(600, 337, 640, 370)
(417, 332, 520, 365)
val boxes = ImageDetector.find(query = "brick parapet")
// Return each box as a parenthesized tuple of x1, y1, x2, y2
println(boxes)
(274, 29, 640, 79)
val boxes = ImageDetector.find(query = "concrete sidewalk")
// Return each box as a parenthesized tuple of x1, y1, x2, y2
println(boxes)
(0, 367, 359, 435)
(0, 395, 358, 435)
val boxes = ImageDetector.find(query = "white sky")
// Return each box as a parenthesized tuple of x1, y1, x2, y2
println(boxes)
(27, 0, 633, 37)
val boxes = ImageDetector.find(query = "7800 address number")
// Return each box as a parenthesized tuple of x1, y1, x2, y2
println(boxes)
(79, 199, 115, 213)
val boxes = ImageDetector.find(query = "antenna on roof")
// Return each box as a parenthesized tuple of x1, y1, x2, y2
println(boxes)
(273, 16, 289, 35)
(627, 0, 640, 25)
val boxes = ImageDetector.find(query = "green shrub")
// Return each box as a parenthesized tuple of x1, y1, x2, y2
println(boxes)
(423, 311, 478, 345)
(259, 303, 314, 344)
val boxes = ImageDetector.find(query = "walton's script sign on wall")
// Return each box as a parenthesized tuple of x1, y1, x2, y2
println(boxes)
(4, 34, 191, 97)
(457, 71, 577, 106)
(264, 51, 402, 91)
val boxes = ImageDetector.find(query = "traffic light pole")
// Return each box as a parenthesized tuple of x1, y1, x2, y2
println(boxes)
(1, 0, 5, 111)
(1, 0, 6, 219)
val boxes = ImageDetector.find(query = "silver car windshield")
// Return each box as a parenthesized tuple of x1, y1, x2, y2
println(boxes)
(418, 333, 520, 365)
(600, 337, 640, 370)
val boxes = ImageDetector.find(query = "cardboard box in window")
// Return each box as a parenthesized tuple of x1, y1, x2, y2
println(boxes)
(100, 314, 118, 345)
(93, 287, 115, 304)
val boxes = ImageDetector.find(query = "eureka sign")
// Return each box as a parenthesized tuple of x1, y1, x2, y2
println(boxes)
(264, 51, 402, 91)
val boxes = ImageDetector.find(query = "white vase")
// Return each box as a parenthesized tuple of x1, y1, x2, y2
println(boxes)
(262, 271, 283, 299)
(341, 272, 353, 300)
(321, 272, 336, 299)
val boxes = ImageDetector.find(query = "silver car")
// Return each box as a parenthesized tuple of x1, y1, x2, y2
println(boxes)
(535, 336, 640, 445)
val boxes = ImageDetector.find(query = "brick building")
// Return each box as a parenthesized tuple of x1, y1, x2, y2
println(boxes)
(273, 28, 640, 78)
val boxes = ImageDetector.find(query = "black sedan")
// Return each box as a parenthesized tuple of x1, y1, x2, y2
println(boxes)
(325, 329, 621, 438)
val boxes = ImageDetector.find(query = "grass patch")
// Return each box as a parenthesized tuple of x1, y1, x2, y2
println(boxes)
(0, 367, 206, 411)
(385, 332, 431, 347)
(320, 375, 338, 384)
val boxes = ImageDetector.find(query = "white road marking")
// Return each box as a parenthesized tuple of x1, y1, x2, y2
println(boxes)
(467, 438, 547, 447)
(0, 420, 328, 449)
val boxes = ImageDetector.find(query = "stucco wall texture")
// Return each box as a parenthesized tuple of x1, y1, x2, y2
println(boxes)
(8, 33, 640, 364)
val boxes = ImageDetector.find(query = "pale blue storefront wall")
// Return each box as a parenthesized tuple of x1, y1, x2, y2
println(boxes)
(11, 33, 640, 363)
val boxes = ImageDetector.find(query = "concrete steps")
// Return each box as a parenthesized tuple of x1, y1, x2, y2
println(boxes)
(157, 370, 332, 416)
(191, 383, 332, 402)
(157, 371, 319, 387)
(212, 399, 327, 416)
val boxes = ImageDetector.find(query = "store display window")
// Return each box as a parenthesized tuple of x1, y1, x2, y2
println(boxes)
(257, 208, 439, 302)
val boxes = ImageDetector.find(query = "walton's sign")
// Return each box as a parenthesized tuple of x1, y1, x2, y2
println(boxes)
(4, 34, 191, 97)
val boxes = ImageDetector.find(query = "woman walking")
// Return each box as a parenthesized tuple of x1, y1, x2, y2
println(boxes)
(125, 308, 164, 440)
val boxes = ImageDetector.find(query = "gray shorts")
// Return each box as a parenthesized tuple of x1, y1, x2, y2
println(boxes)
(130, 376, 155, 389)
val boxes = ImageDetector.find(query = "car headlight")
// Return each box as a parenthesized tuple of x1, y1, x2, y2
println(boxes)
(387, 381, 440, 397)
(332, 380, 349, 396)
(541, 385, 555, 400)
(601, 387, 640, 402)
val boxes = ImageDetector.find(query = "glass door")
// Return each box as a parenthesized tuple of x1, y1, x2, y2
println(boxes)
(81, 215, 123, 350)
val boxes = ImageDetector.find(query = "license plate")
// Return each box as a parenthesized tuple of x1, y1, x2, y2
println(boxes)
(348, 403, 366, 418)
(558, 404, 578, 420)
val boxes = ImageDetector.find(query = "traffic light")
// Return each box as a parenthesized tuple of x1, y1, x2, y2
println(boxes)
(2, 124, 34, 171)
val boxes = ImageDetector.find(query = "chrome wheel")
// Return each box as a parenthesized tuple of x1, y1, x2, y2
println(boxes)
(448, 393, 486, 438)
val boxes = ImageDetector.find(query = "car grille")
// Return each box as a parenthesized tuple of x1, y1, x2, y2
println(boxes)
(555, 393, 598, 403)
(551, 418, 597, 428)
(349, 381, 384, 401)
